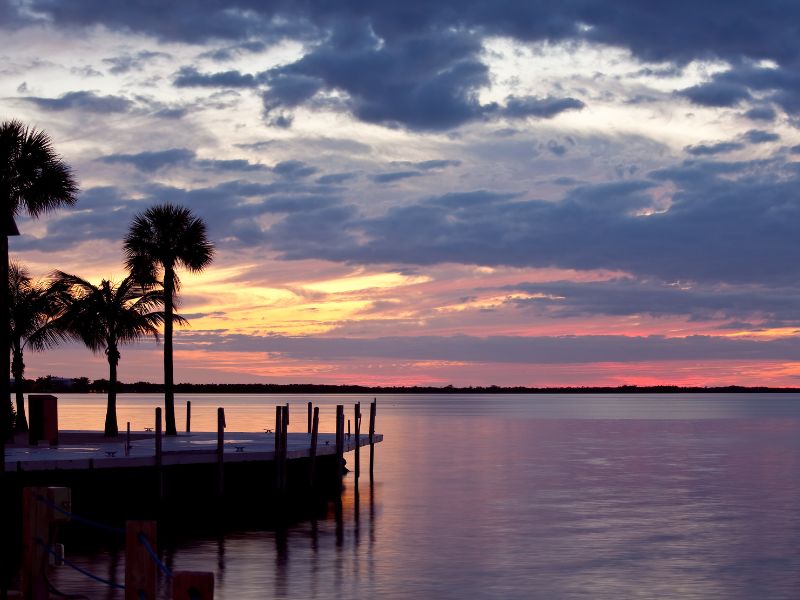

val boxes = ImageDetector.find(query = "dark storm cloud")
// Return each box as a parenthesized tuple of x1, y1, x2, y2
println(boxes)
(101, 148, 195, 171)
(743, 129, 780, 144)
(173, 66, 259, 88)
(505, 279, 800, 324)
(743, 106, 777, 121)
(23, 90, 133, 113)
(501, 95, 585, 119)
(263, 159, 800, 286)
(316, 172, 358, 185)
(371, 171, 423, 184)
(103, 50, 170, 74)
(272, 160, 318, 179)
(175, 330, 800, 364)
(10, 1, 800, 130)
(685, 141, 745, 156)
(100, 148, 269, 172)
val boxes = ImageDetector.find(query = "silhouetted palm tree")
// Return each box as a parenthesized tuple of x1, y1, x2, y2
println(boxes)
(1, 120, 77, 438)
(123, 204, 214, 436)
(53, 272, 166, 437)
(8, 261, 67, 432)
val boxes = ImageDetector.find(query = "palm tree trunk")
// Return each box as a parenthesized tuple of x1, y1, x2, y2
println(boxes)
(164, 267, 177, 436)
(11, 348, 27, 432)
(105, 348, 119, 437)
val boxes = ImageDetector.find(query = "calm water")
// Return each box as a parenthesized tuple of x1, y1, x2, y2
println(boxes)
(47, 393, 800, 599)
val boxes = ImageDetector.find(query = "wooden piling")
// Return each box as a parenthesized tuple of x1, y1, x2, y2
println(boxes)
(216, 408, 225, 498)
(274, 406, 283, 492)
(307, 401, 312, 434)
(281, 405, 289, 490)
(348, 418, 351, 439)
(186, 400, 191, 433)
(172, 571, 214, 599)
(309, 406, 319, 487)
(126, 421, 131, 457)
(369, 399, 376, 481)
(155, 408, 163, 500)
(354, 402, 361, 480)
(335, 405, 344, 486)
(125, 520, 157, 600)
(20, 486, 49, 600)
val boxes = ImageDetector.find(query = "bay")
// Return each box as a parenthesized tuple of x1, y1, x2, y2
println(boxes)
(47, 393, 800, 599)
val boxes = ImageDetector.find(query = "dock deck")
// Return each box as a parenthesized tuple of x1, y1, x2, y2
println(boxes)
(5, 430, 382, 472)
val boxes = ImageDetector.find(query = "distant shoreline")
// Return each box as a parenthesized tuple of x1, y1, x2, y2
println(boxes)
(16, 380, 800, 394)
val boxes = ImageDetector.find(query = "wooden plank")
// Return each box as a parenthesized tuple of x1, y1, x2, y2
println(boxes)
(155, 408, 163, 499)
(354, 402, 361, 480)
(369, 399, 376, 481)
(216, 408, 225, 497)
(20, 486, 49, 600)
(172, 571, 214, 599)
(309, 407, 319, 487)
(125, 520, 157, 600)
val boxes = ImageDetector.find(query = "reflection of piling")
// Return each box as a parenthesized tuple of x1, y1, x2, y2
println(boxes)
(368, 399, 376, 481)
(173, 571, 214, 599)
(309, 406, 319, 488)
(335, 405, 344, 487)
(216, 408, 225, 498)
(155, 408, 163, 500)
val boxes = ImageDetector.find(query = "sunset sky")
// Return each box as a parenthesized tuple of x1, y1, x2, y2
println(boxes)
(2, 1, 800, 386)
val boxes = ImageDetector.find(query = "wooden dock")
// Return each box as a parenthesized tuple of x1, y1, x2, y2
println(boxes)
(5, 429, 381, 472)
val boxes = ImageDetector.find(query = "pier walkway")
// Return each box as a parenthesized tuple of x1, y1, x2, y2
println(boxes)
(4, 430, 382, 472)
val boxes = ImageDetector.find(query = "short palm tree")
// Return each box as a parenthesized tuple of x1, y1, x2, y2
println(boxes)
(123, 204, 214, 436)
(8, 261, 67, 432)
(53, 272, 166, 437)
(1, 120, 77, 438)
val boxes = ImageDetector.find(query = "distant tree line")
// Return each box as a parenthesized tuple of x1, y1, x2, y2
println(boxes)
(11, 379, 800, 394)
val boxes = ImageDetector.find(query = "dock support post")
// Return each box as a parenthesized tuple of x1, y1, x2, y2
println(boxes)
(186, 401, 191, 433)
(155, 408, 163, 500)
(126, 520, 157, 600)
(309, 406, 319, 487)
(126, 421, 131, 457)
(21, 486, 49, 600)
(369, 399, 376, 481)
(335, 405, 344, 487)
(281, 405, 289, 491)
(307, 401, 312, 434)
(172, 571, 214, 599)
(274, 406, 283, 492)
(216, 408, 225, 498)
(354, 402, 361, 481)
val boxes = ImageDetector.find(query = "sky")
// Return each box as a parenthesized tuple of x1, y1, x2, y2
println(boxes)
(2, 0, 800, 387)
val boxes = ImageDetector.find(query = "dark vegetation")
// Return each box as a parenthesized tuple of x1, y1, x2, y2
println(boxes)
(11, 378, 800, 394)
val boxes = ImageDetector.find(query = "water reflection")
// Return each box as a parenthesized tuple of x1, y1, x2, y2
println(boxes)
(44, 395, 800, 599)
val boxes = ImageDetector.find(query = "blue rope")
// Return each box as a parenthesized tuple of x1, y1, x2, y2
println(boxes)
(36, 539, 125, 590)
(137, 533, 172, 578)
(35, 496, 125, 536)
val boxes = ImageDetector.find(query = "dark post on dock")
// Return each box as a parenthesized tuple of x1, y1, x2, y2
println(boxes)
(186, 400, 191, 433)
(309, 406, 319, 487)
(217, 408, 225, 498)
(155, 408, 163, 500)
(173, 571, 214, 599)
(369, 399, 377, 481)
(335, 405, 344, 486)
(126, 520, 157, 600)
(307, 401, 312, 434)
(354, 402, 361, 481)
